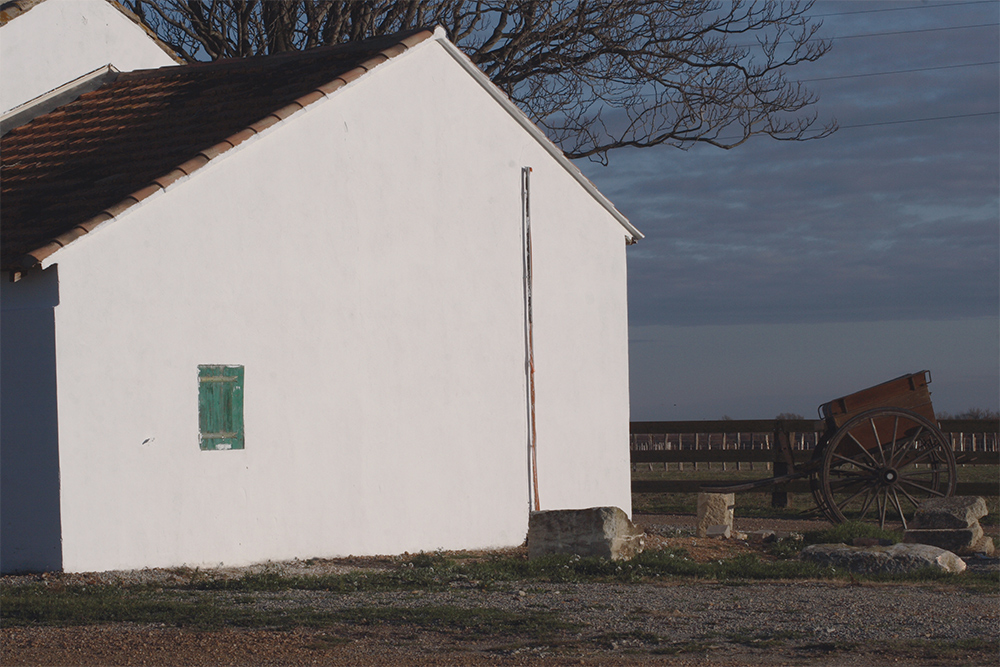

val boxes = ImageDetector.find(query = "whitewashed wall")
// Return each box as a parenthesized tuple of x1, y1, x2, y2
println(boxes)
(18, 39, 632, 572)
(0, 0, 177, 113)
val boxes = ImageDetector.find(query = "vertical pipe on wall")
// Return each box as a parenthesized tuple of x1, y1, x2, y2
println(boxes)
(521, 167, 540, 512)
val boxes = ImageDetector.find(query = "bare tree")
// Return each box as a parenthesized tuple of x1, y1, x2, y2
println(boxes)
(123, 1, 835, 161)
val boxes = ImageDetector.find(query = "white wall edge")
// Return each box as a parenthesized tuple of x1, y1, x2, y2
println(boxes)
(433, 35, 643, 241)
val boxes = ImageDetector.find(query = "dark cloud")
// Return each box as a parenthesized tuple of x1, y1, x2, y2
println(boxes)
(583, 0, 999, 328)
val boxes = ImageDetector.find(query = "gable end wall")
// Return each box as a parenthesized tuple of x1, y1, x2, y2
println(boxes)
(28, 41, 629, 572)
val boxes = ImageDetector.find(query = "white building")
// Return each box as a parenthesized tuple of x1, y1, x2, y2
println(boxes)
(0, 0, 180, 114)
(1, 22, 640, 574)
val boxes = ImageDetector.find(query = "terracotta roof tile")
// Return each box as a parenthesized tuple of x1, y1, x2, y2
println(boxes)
(1, 27, 435, 270)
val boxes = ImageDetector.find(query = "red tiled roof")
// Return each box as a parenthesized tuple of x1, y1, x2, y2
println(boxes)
(1, 27, 435, 271)
(0, 0, 46, 26)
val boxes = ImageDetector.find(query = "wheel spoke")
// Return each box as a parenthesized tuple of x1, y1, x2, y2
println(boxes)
(896, 484, 922, 509)
(889, 416, 900, 463)
(899, 477, 947, 497)
(846, 432, 881, 467)
(828, 468, 871, 481)
(832, 452, 877, 473)
(897, 445, 942, 469)
(878, 490, 888, 529)
(888, 426, 924, 467)
(835, 482, 878, 510)
(890, 489, 907, 529)
(858, 487, 878, 521)
(869, 417, 887, 466)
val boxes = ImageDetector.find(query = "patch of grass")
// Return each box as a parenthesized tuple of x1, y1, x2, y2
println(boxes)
(332, 605, 575, 640)
(798, 640, 857, 654)
(866, 568, 1000, 593)
(587, 630, 662, 649)
(722, 629, 806, 648)
(2, 584, 236, 629)
(802, 521, 902, 546)
(872, 637, 1000, 661)
(765, 537, 806, 560)
(650, 640, 712, 655)
(0, 584, 574, 640)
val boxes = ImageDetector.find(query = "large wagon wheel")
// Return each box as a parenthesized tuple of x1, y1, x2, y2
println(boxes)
(817, 408, 956, 529)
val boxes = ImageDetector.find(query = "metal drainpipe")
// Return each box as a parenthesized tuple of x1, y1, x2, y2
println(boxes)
(522, 167, 540, 512)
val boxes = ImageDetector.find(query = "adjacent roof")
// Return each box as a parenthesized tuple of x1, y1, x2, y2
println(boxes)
(0, 0, 46, 25)
(2, 25, 638, 272)
(0, 0, 182, 62)
(1, 28, 434, 270)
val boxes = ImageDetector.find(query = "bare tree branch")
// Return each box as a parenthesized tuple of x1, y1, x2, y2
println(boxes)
(122, 0, 836, 161)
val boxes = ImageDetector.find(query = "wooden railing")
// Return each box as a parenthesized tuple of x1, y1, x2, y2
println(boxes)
(630, 419, 999, 500)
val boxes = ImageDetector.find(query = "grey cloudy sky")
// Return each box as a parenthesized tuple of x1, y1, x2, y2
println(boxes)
(580, 0, 999, 419)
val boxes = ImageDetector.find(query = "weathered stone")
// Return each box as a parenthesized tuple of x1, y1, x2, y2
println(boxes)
(799, 543, 966, 574)
(968, 535, 995, 556)
(911, 496, 988, 530)
(696, 493, 734, 538)
(903, 524, 984, 553)
(706, 525, 731, 539)
(745, 530, 776, 544)
(527, 507, 644, 561)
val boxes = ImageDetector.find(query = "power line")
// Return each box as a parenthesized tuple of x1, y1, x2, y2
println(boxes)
(812, 1, 999, 19)
(735, 22, 998, 48)
(802, 60, 999, 82)
(833, 23, 999, 40)
(839, 111, 999, 129)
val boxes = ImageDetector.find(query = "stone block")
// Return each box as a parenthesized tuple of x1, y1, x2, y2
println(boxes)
(903, 524, 984, 554)
(697, 493, 734, 538)
(706, 525, 731, 539)
(527, 507, 644, 561)
(799, 543, 966, 574)
(969, 535, 995, 556)
(911, 496, 988, 530)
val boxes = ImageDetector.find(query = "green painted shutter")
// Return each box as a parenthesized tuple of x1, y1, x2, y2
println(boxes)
(198, 365, 244, 450)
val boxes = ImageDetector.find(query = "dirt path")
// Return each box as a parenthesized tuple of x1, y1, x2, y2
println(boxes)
(3, 578, 997, 666)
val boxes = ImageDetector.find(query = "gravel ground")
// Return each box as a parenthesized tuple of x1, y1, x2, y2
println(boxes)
(3, 515, 998, 666)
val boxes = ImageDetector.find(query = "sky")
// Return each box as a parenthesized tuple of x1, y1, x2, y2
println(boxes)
(578, 0, 1000, 420)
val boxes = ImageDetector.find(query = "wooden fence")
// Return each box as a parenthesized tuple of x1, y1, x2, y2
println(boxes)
(630, 419, 999, 500)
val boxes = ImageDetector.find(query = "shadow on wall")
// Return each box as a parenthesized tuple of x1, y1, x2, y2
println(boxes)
(1, 266, 62, 573)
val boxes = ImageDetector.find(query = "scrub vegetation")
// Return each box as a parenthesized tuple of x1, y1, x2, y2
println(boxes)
(4, 547, 997, 631)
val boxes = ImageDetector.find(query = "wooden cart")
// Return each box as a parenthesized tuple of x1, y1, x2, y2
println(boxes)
(702, 371, 957, 528)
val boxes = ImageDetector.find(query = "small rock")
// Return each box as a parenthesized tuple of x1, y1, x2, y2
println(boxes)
(697, 493, 734, 538)
(773, 531, 803, 541)
(911, 496, 988, 530)
(746, 530, 776, 544)
(968, 535, 995, 557)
